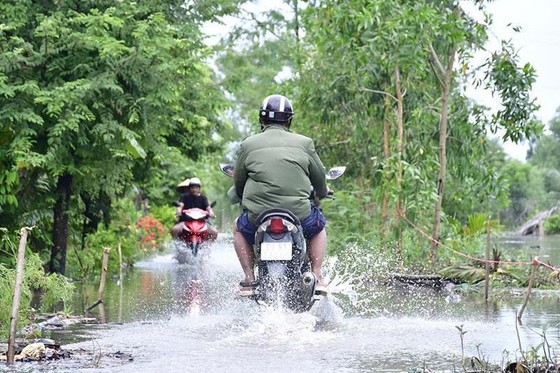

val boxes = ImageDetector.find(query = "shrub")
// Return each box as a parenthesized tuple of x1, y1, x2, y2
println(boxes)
(67, 226, 140, 280)
(149, 204, 175, 235)
(135, 215, 167, 252)
(544, 214, 560, 234)
(0, 237, 74, 339)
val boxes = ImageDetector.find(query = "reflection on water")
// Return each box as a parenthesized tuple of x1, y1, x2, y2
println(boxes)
(54, 234, 560, 372)
(494, 234, 560, 264)
(72, 253, 237, 323)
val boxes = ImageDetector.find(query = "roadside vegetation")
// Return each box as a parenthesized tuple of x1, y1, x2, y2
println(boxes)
(1, 1, 560, 365)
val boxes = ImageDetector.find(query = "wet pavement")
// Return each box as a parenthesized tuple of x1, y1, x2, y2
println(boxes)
(4, 235, 560, 372)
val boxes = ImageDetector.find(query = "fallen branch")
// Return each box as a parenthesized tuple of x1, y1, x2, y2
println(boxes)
(85, 299, 103, 312)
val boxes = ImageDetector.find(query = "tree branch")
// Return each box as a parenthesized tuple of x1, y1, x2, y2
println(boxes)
(362, 88, 398, 103)
(330, 139, 351, 146)
(429, 43, 446, 78)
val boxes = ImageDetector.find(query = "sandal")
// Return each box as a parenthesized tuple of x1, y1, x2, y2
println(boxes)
(314, 283, 328, 295)
(237, 280, 259, 297)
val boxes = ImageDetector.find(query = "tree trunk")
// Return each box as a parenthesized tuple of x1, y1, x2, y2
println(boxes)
(80, 192, 111, 249)
(49, 173, 73, 274)
(394, 67, 404, 257)
(430, 46, 457, 262)
(381, 93, 392, 244)
(293, 0, 301, 70)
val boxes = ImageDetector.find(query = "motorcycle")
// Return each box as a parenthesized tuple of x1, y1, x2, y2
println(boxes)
(220, 163, 345, 312)
(173, 205, 215, 265)
(172, 265, 208, 315)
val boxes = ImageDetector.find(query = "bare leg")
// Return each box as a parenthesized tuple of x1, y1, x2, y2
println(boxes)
(207, 224, 218, 241)
(308, 229, 327, 285)
(233, 227, 255, 283)
(172, 223, 183, 239)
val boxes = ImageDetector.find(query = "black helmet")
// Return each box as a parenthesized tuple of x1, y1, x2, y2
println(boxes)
(259, 94, 294, 127)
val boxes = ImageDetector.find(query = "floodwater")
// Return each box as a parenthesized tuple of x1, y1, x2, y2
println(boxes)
(9, 234, 560, 372)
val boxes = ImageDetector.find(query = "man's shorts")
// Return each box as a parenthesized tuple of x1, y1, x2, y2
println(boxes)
(236, 205, 326, 246)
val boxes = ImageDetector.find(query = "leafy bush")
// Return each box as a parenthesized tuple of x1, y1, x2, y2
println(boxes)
(321, 190, 380, 253)
(135, 215, 167, 252)
(147, 204, 175, 237)
(0, 236, 74, 339)
(544, 214, 560, 234)
(67, 226, 140, 279)
(66, 196, 143, 279)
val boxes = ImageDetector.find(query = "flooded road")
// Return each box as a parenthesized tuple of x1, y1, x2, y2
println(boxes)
(20, 235, 560, 372)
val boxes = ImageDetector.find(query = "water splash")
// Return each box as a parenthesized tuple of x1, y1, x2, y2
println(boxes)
(320, 242, 469, 319)
(60, 237, 560, 373)
(311, 297, 345, 329)
(323, 257, 359, 304)
(320, 243, 393, 317)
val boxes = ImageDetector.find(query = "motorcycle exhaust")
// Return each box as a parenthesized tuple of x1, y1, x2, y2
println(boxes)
(302, 272, 316, 289)
(300, 272, 318, 311)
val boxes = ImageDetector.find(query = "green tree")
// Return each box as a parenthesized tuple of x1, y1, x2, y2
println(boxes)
(521, 106, 560, 221)
(0, 1, 232, 274)
(296, 0, 541, 262)
(530, 107, 560, 170)
(200, 0, 543, 268)
(215, 1, 301, 134)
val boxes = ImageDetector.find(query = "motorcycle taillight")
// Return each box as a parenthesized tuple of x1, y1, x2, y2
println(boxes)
(268, 218, 286, 234)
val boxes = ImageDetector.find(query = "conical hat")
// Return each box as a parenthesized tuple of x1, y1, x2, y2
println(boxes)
(177, 178, 191, 188)
(176, 178, 190, 192)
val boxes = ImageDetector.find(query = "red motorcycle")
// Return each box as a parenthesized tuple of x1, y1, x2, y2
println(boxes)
(174, 207, 212, 264)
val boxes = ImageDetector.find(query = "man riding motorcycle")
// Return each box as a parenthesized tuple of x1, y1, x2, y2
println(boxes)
(232, 94, 329, 296)
(172, 177, 218, 241)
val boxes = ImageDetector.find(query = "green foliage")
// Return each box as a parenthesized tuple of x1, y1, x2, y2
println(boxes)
(0, 231, 74, 339)
(322, 190, 379, 252)
(530, 135, 560, 170)
(440, 263, 486, 284)
(215, 2, 298, 135)
(440, 261, 559, 289)
(67, 227, 137, 280)
(484, 42, 543, 143)
(461, 213, 502, 237)
(499, 160, 551, 228)
(24, 254, 74, 313)
(544, 214, 560, 235)
(0, 0, 234, 273)
(149, 204, 175, 236)
(0, 228, 17, 267)
(66, 196, 142, 279)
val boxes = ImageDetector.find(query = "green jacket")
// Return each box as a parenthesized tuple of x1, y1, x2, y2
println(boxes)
(234, 125, 328, 222)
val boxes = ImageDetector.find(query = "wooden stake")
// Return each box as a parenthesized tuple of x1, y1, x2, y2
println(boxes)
(118, 242, 123, 324)
(118, 242, 123, 286)
(85, 247, 111, 313)
(7, 227, 31, 365)
(97, 247, 111, 301)
(99, 302, 107, 324)
(518, 258, 539, 322)
(484, 216, 491, 301)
